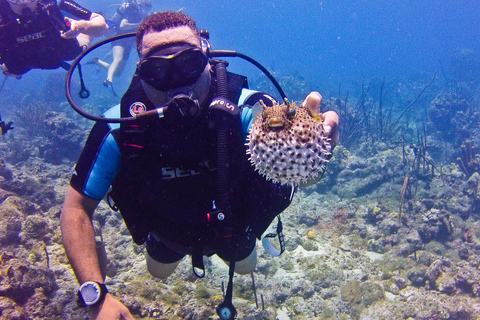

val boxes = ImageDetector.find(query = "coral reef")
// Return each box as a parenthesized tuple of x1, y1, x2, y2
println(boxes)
(0, 72, 480, 319)
(428, 88, 479, 146)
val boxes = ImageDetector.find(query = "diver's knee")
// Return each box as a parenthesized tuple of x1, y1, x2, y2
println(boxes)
(227, 246, 257, 275)
(146, 252, 181, 279)
(77, 34, 92, 48)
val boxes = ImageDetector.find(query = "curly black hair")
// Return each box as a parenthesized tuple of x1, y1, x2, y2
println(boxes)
(136, 11, 200, 53)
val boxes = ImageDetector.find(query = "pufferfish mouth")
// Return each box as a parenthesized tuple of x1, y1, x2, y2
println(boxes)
(267, 118, 285, 128)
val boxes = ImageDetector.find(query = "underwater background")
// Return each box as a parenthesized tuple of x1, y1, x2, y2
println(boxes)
(1, 0, 480, 319)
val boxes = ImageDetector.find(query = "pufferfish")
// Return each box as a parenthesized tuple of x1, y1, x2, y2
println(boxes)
(246, 99, 332, 186)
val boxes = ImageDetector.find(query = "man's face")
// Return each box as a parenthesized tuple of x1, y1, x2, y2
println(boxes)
(8, 0, 38, 15)
(139, 26, 211, 108)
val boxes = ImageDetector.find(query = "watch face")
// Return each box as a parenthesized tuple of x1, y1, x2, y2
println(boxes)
(79, 282, 101, 305)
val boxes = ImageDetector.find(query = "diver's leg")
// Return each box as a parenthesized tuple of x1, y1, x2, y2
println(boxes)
(76, 33, 92, 49)
(96, 59, 110, 69)
(145, 233, 184, 279)
(107, 45, 125, 82)
(77, 34, 109, 69)
(94, 51, 113, 68)
(222, 243, 257, 275)
(146, 252, 182, 279)
(234, 244, 257, 274)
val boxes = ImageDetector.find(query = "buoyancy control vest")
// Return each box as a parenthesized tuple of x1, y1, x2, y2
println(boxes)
(0, 0, 83, 75)
(108, 67, 293, 251)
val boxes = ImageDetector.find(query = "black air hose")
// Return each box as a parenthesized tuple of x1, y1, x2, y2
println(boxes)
(213, 63, 238, 320)
(213, 60, 233, 235)
(215, 61, 229, 98)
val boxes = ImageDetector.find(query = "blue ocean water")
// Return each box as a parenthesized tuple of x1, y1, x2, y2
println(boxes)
(3, 0, 479, 106)
(1, 2, 480, 319)
(84, 0, 480, 83)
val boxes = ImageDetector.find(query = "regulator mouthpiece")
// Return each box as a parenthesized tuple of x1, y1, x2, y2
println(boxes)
(167, 94, 200, 118)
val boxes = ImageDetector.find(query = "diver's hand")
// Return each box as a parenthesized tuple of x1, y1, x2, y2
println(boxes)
(302, 91, 339, 149)
(61, 17, 85, 39)
(62, 13, 108, 39)
(92, 294, 134, 320)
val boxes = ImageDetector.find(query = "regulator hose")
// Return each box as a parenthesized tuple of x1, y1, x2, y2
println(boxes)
(65, 33, 287, 123)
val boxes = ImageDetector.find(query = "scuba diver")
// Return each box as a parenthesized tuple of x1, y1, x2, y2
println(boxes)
(0, 0, 108, 135)
(0, 0, 108, 77)
(60, 11, 339, 319)
(87, 0, 151, 96)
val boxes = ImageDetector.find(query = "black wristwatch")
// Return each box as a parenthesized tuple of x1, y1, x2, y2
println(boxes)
(77, 281, 108, 308)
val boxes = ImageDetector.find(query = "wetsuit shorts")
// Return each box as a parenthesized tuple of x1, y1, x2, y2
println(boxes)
(145, 231, 256, 264)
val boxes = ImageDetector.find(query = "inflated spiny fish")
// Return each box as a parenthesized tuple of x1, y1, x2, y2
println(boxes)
(246, 99, 332, 186)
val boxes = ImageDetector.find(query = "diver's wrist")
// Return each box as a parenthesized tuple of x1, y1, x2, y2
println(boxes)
(77, 281, 109, 308)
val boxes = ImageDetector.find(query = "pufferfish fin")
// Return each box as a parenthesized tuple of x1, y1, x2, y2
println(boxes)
(251, 101, 264, 120)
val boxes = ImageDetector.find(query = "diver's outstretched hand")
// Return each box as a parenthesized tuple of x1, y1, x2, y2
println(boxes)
(61, 14, 108, 40)
(61, 17, 85, 39)
(92, 294, 134, 320)
(302, 91, 339, 149)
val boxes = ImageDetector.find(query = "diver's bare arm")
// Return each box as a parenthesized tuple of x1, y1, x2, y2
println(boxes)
(83, 13, 109, 37)
(60, 186, 103, 284)
(61, 187, 135, 319)
(63, 13, 108, 39)
(119, 18, 140, 32)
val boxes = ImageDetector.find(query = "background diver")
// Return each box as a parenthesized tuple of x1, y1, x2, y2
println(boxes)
(0, 0, 108, 77)
(88, 0, 151, 96)
(0, 0, 108, 134)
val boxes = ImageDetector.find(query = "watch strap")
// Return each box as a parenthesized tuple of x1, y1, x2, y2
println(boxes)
(77, 281, 108, 308)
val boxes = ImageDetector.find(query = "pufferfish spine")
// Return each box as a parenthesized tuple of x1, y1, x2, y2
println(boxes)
(246, 99, 332, 186)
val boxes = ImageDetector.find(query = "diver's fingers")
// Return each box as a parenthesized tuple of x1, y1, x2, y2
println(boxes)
(302, 91, 323, 117)
(323, 111, 340, 148)
(323, 111, 339, 130)
(61, 28, 78, 39)
(62, 18, 82, 39)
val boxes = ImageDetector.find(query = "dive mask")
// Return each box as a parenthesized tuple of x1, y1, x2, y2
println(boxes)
(138, 44, 208, 92)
